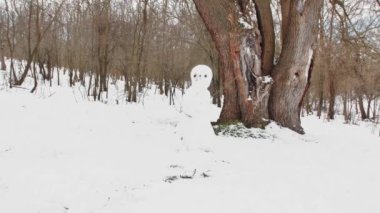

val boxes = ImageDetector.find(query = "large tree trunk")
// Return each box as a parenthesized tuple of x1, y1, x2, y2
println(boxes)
(230, 28, 272, 128)
(269, 0, 323, 134)
(192, 0, 241, 123)
(193, 0, 273, 128)
(194, 0, 322, 133)
(217, 34, 241, 122)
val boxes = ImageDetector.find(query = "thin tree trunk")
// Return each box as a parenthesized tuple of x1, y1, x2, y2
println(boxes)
(366, 96, 372, 119)
(358, 95, 367, 120)
(56, 68, 60, 86)
(343, 93, 349, 122)
(327, 76, 335, 120)
(31, 62, 38, 93)
(373, 98, 377, 120)
(0, 46, 6, 70)
(317, 89, 324, 119)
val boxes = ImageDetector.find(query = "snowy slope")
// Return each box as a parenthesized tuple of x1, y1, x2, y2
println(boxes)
(1, 62, 380, 213)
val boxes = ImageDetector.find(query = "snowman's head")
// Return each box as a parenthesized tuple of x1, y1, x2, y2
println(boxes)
(190, 65, 213, 89)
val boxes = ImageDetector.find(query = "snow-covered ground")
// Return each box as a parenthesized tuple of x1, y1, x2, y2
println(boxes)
(1, 62, 380, 213)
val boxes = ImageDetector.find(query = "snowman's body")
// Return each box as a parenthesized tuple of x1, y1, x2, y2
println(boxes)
(179, 65, 215, 146)
(181, 86, 212, 119)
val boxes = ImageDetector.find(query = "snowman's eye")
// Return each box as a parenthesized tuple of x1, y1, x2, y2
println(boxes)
(204, 75, 207, 78)
(193, 74, 197, 78)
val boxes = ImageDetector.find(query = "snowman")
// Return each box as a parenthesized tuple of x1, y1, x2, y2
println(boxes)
(179, 65, 215, 147)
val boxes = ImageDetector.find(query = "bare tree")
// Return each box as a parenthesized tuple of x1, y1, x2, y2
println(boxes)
(193, 0, 323, 133)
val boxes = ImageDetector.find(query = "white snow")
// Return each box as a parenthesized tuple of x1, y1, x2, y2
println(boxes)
(239, 18, 253, 30)
(0, 61, 380, 213)
(260, 75, 273, 84)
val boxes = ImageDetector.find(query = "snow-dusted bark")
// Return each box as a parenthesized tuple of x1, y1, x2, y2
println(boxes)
(240, 30, 272, 126)
(193, 0, 273, 128)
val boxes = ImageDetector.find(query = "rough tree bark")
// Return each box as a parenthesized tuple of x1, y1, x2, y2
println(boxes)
(192, 0, 241, 123)
(193, 0, 274, 128)
(253, 0, 275, 76)
(269, 0, 323, 134)
(193, 0, 322, 133)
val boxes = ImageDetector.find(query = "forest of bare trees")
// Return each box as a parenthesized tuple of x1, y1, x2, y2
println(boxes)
(0, 0, 219, 100)
(0, 0, 379, 133)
